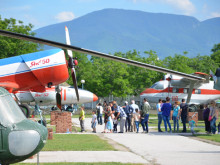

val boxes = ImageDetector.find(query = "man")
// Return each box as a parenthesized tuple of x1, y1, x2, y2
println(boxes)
(141, 98, 151, 133)
(96, 103, 103, 125)
(161, 97, 172, 133)
(123, 101, 132, 132)
(214, 67, 220, 90)
(157, 99, 163, 132)
(114, 104, 127, 133)
(180, 99, 188, 133)
(130, 100, 139, 132)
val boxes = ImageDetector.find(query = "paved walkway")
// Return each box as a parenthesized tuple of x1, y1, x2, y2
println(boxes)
(24, 151, 148, 164)
(23, 118, 220, 164)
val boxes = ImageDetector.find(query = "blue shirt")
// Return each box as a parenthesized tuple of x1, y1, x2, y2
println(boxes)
(161, 103, 172, 117)
(189, 120, 195, 128)
(156, 103, 162, 115)
(173, 106, 180, 117)
(123, 105, 132, 114)
(113, 105, 120, 112)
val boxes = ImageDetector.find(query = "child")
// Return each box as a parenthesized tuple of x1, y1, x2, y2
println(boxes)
(134, 108, 140, 133)
(107, 113, 113, 133)
(113, 114, 118, 133)
(79, 106, 85, 132)
(91, 110, 97, 133)
(188, 116, 197, 135)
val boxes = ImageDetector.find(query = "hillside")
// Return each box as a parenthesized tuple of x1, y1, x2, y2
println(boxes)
(34, 9, 220, 58)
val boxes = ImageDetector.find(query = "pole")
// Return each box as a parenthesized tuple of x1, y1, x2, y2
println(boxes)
(37, 152, 39, 165)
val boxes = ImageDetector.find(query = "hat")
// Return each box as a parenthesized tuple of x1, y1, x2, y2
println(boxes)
(125, 101, 128, 104)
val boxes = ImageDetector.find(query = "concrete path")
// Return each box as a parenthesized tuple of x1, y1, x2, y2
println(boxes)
(104, 133, 220, 165)
(24, 151, 148, 164)
(73, 118, 220, 165)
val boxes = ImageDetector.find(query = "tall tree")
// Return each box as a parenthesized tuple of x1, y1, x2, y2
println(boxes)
(210, 43, 220, 66)
(0, 16, 40, 59)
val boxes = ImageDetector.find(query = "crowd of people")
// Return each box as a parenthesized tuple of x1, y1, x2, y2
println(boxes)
(78, 98, 219, 134)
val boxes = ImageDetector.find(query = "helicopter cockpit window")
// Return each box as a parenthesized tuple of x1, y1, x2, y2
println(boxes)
(184, 89, 188, 94)
(0, 92, 25, 125)
(150, 83, 164, 90)
(195, 89, 201, 94)
(172, 88, 179, 93)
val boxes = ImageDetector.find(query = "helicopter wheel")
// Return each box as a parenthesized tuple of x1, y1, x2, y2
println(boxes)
(19, 104, 30, 118)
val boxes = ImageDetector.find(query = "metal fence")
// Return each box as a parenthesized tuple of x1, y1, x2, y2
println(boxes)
(84, 95, 142, 109)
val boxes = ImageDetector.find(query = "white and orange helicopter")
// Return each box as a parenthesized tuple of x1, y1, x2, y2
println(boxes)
(0, 28, 219, 113)
(140, 72, 220, 111)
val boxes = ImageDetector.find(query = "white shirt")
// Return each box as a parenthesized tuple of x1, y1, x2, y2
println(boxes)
(130, 103, 139, 114)
(96, 106, 103, 114)
(92, 114, 97, 123)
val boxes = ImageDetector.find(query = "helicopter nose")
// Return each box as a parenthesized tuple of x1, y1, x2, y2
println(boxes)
(8, 130, 41, 156)
(93, 94, 98, 102)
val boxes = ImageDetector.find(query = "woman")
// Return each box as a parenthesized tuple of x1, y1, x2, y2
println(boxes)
(209, 100, 218, 134)
(172, 101, 180, 132)
(203, 104, 211, 134)
(102, 102, 108, 133)
(106, 106, 113, 133)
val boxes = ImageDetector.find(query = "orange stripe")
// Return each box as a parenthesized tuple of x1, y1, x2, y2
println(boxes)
(140, 87, 220, 95)
(61, 88, 63, 101)
(64, 89, 66, 101)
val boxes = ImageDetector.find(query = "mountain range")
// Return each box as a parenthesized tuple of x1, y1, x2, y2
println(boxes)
(34, 8, 220, 59)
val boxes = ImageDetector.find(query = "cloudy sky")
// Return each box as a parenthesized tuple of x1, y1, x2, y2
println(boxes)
(0, 0, 219, 30)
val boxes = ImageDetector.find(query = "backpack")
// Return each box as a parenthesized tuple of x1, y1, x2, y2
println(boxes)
(96, 106, 100, 114)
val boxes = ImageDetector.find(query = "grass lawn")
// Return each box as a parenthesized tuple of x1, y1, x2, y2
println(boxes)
(149, 117, 220, 143)
(16, 163, 143, 165)
(43, 134, 116, 151)
(194, 134, 220, 143)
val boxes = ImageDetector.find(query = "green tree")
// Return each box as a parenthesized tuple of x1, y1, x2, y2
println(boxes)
(0, 16, 40, 59)
(163, 54, 195, 74)
(210, 43, 220, 66)
(190, 55, 218, 74)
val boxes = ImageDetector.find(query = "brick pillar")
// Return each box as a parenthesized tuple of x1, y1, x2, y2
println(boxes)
(55, 111, 72, 133)
(47, 128, 53, 140)
(188, 112, 198, 123)
(50, 111, 57, 125)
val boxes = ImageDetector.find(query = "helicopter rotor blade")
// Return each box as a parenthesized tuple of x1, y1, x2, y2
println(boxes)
(65, 26, 79, 101)
(65, 26, 73, 58)
(71, 68, 79, 101)
(0, 29, 205, 81)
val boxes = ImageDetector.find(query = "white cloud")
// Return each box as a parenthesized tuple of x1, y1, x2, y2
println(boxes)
(1, 5, 31, 12)
(130, 0, 195, 15)
(210, 12, 220, 18)
(55, 11, 75, 22)
(164, 0, 195, 15)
